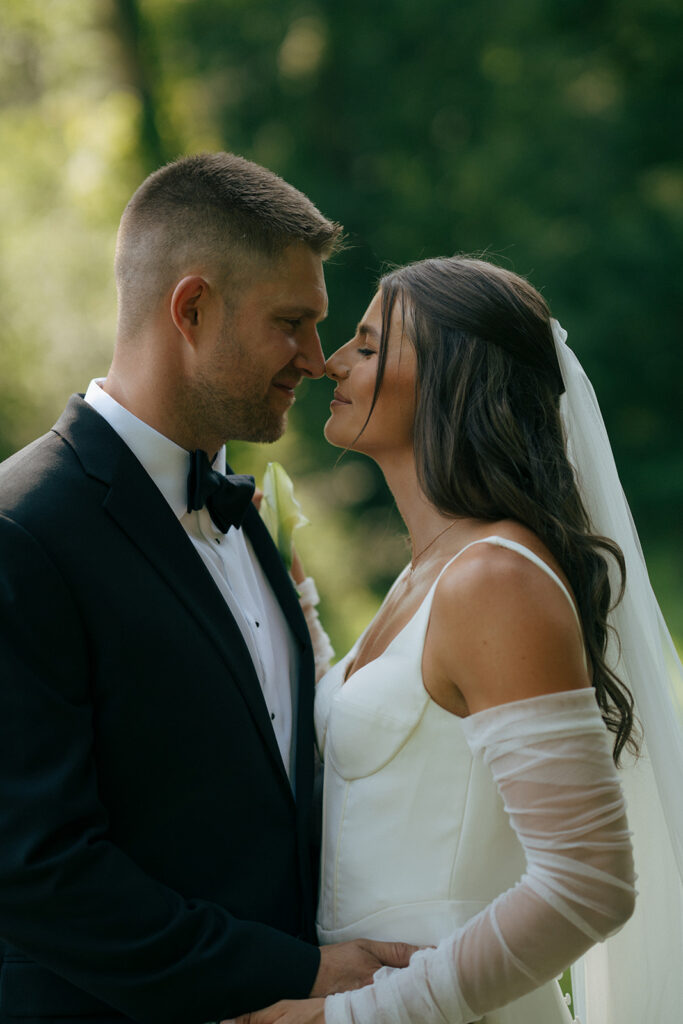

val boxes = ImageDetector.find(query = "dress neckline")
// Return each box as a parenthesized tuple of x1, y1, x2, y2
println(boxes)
(343, 535, 582, 685)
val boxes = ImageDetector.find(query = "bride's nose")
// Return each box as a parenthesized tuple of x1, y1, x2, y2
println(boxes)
(325, 349, 349, 381)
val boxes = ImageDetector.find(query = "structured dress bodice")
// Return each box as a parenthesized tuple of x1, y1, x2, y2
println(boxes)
(315, 536, 575, 1023)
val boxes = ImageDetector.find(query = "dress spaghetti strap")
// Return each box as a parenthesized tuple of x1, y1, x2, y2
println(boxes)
(447, 536, 582, 630)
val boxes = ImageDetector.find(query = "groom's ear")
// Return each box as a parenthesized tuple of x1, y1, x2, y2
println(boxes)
(170, 275, 211, 346)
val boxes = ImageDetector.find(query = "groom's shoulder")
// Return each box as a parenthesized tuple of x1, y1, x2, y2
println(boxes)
(0, 428, 68, 501)
(0, 397, 106, 525)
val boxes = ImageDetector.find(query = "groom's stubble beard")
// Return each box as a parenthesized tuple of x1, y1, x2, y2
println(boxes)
(186, 316, 288, 446)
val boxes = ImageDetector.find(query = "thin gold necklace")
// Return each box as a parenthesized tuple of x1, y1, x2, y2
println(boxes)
(409, 520, 458, 574)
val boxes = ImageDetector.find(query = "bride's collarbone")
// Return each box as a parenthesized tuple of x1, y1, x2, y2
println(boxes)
(344, 568, 469, 716)
(343, 581, 423, 681)
(343, 556, 461, 683)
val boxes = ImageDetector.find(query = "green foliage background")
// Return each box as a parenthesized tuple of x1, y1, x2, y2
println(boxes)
(1, 0, 681, 656)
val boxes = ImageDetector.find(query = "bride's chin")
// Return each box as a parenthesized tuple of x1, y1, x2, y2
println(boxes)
(323, 417, 344, 447)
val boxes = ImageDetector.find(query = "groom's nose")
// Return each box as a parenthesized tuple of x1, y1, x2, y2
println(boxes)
(293, 322, 326, 379)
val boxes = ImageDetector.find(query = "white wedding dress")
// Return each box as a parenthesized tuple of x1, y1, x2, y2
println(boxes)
(315, 536, 590, 1024)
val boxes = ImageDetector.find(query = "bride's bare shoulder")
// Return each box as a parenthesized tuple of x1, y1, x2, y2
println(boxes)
(426, 522, 590, 713)
(468, 520, 568, 575)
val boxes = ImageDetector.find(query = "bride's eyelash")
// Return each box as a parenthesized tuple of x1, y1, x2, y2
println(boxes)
(357, 347, 376, 357)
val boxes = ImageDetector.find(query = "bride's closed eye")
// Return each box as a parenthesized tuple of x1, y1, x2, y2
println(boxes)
(357, 347, 376, 357)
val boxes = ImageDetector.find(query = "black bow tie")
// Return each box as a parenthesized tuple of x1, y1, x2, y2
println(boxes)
(187, 450, 255, 533)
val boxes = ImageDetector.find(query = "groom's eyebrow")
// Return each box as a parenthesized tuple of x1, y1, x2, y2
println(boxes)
(277, 305, 328, 322)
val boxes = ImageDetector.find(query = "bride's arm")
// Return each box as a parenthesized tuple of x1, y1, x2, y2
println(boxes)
(323, 545, 636, 1024)
(325, 689, 635, 1024)
(291, 546, 335, 683)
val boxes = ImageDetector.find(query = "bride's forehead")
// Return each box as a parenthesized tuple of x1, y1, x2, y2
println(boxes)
(366, 289, 411, 338)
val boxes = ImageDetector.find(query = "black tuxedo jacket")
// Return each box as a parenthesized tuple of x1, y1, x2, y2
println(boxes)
(0, 397, 321, 1024)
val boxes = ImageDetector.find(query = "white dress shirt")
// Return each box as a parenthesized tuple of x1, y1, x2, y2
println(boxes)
(84, 380, 298, 785)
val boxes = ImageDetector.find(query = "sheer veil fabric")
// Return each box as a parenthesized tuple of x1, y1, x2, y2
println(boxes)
(551, 321, 683, 1024)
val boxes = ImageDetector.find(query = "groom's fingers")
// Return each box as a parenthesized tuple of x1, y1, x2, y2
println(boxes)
(251, 487, 264, 511)
(310, 938, 419, 996)
(358, 938, 419, 969)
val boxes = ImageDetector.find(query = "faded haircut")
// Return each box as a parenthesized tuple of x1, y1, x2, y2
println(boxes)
(114, 151, 343, 339)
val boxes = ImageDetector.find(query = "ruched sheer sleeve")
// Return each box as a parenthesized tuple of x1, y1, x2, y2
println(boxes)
(324, 689, 636, 1024)
(296, 576, 335, 683)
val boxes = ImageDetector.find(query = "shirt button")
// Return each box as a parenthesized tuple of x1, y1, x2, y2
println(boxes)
(270, 712, 276, 720)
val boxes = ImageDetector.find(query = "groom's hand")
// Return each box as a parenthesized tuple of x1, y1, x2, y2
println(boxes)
(309, 938, 417, 996)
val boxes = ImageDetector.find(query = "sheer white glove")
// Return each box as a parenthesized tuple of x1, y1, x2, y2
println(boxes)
(297, 576, 335, 683)
(325, 689, 636, 1024)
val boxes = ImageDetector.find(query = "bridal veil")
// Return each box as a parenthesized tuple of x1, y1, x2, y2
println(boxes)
(552, 321, 683, 1024)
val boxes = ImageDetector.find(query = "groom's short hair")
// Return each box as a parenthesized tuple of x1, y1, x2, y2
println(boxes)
(115, 152, 342, 340)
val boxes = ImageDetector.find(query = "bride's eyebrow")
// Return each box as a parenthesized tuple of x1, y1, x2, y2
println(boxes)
(357, 323, 380, 341)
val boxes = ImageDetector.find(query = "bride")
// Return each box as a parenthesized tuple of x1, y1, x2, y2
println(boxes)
(233, 257, 683, 1024)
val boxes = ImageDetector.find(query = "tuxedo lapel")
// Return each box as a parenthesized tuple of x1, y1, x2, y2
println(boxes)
(241, 502, 310, 648)
(240, 497, 316, 818)
(53, 397, 291, 792)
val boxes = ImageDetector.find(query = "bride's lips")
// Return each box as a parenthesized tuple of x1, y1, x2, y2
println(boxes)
(331, 390, 351, 407)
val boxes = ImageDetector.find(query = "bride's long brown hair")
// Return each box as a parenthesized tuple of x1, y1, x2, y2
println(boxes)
(367, 256, 636, 764)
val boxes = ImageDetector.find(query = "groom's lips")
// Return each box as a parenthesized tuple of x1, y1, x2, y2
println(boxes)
(272, 379, 300, 400)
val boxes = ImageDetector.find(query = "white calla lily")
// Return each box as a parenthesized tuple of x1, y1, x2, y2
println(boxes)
(260, 462, 309, 571)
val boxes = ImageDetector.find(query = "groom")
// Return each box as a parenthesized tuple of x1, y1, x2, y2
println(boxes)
(0, 154, 412, 1023)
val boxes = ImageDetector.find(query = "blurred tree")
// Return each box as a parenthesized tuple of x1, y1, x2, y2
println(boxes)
(0, 0, 681, 651)
(110, 0, 172, 171)
(0, 0, 154, 455)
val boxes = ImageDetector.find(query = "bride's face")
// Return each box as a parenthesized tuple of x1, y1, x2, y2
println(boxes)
(324, 290, 416, 457)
